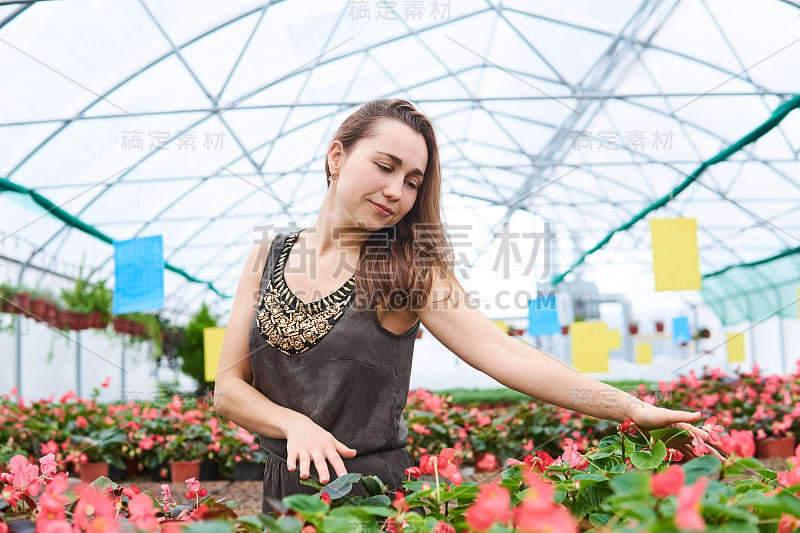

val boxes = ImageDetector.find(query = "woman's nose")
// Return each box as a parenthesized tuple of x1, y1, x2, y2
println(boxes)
(383, 176, 403, 200)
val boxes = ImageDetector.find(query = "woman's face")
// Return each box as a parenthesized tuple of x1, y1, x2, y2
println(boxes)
(330, 118, 428, 231)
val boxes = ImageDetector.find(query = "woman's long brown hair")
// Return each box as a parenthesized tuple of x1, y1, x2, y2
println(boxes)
(325, 98, 456, 312)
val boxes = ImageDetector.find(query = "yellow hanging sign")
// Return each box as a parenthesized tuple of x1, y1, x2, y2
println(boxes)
(203, 327, 227, 382)
(649, 218, 701, 291)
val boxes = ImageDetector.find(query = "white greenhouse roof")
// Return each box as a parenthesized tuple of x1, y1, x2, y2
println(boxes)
(1, 0, 799, 321)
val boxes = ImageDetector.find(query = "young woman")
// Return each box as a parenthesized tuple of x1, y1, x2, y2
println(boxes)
(213, 99, 723, 513)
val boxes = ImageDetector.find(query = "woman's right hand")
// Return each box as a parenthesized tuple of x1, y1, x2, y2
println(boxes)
(284, 415, 357, 484)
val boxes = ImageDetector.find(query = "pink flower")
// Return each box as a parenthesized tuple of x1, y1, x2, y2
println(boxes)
(9, 454, 41, 496)
(76, 415, 88, 429)
(300, 526, 316, 533)
(651, 465, 685, 498)
(666, 448, 685, 462)
(701, 416, 724, 445)
(777, 465, 800, 488)
(128, 493, 159, 531)
(419, 449, 463, 485)
(39, 453, 58, 477)
(432, 521, 455, 533)
(779, 513, 800, 533)
(559, 438, 588, 470)
(36, 474, 70, 522)
(675, 476, 707, 531)
(138, 436, 154, 451)
(160, 484, 172, 500)
(35, 520, 72, 533)
(464, 481, 511, 531)
(73, 485, 118, 533)
(515, 504, 578, 533)
(719, 429, 755, 458)
(392, 489, 409, 512)
(404, 466, 421, 479)
(691, 436, 710, 456)
(237, 427, 255, 444)
(101, 376, 111, 388)
(476, 452, 499, 472)
(185, 477, 200, 492)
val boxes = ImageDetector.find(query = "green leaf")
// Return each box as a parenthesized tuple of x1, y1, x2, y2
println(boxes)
(732, 457, 763, 470)
(283, 494, 328, 514)
(322, 473, 363, 500)
(702, 502, 759, 523)
(757, 468, 778, 481)
(360, 475, 386, 497)
(682, 455, 722, 485)
(588, 513, 611, 527)
(630, 441, 667, 470)
(183, 520, 237, 533)
(609, 471, 650, 497)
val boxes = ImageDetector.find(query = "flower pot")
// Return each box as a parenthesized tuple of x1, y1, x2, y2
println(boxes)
(655, 321, 665, 332)
(234, 460, 265, 481)
(561, 325, 569, 335)
(30, 297, 48, 321)
(756, 436, 797, 458)
(628, 324, 639, 335)
(70, 311, 90, 330)
(43, 301, 58, 326)
(171, 460, 201, 483)
(79, 461, 109, 483)
(13, 292, 30, 317)
(5, 519, 36, 533)
(113, 317, 132, 334)
(55, 309, 71, 330)
(0, 297, 14, 313)
(200, 459, 220, 481)
(88, 311, 109, 329)
(149, 462, 170, 481)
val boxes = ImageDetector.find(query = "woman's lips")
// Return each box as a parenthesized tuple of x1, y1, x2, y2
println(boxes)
(370, 201, 392, 215)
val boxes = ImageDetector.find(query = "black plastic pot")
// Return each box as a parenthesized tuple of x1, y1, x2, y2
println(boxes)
(200, 460, 219, 481)
(234, 461, 265, 481)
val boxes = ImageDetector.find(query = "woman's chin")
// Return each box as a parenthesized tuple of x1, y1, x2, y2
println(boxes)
(354, 218, 387, 232)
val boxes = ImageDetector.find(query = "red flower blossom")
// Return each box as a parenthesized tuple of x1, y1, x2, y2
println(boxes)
(320, 492, 331, 504)
(701, 416, 724, 445)
(128, 493, 159, 531)
(719, 429, 755, 458)
(419, 448, 463, 485)
(620, 418, 637, 435)
(651, 465, 685, 498)
(675, 476, 707, 531)
(476, 452, 499, 472)
(404, 466, 421, 479)
(392, 489, 409, 512)
(432, 521, 455, 533)
(463, 481, 511, 531)
(666, 448, 685, 462)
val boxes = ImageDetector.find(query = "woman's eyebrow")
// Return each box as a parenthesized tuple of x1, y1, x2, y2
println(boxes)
(373, 151, 424, 179)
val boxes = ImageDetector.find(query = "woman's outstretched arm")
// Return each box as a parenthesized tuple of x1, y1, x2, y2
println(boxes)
(415, 271, 723, 460)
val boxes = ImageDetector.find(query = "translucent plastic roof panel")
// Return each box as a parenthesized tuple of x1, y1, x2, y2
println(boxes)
(0, 0, 798, 323)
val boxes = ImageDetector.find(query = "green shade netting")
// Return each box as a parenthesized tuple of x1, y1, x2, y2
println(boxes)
(701, 251, 800, 325)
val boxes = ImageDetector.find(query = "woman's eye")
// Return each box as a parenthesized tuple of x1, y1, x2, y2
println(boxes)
(376, 164, 392, 173)
(406, 181, 419, 189)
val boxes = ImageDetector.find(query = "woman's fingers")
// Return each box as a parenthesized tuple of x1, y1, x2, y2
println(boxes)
(311, 451, 331, 484)
(299, 451, 311, 480)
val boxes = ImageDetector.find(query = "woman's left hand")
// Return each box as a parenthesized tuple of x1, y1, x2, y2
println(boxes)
(630, 404, 727, 462)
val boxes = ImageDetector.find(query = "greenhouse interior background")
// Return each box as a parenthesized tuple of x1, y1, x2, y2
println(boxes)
(1, 0, 799, 403)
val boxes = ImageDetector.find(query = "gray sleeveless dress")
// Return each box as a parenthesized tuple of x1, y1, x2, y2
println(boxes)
(248, 229, 420, 513)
